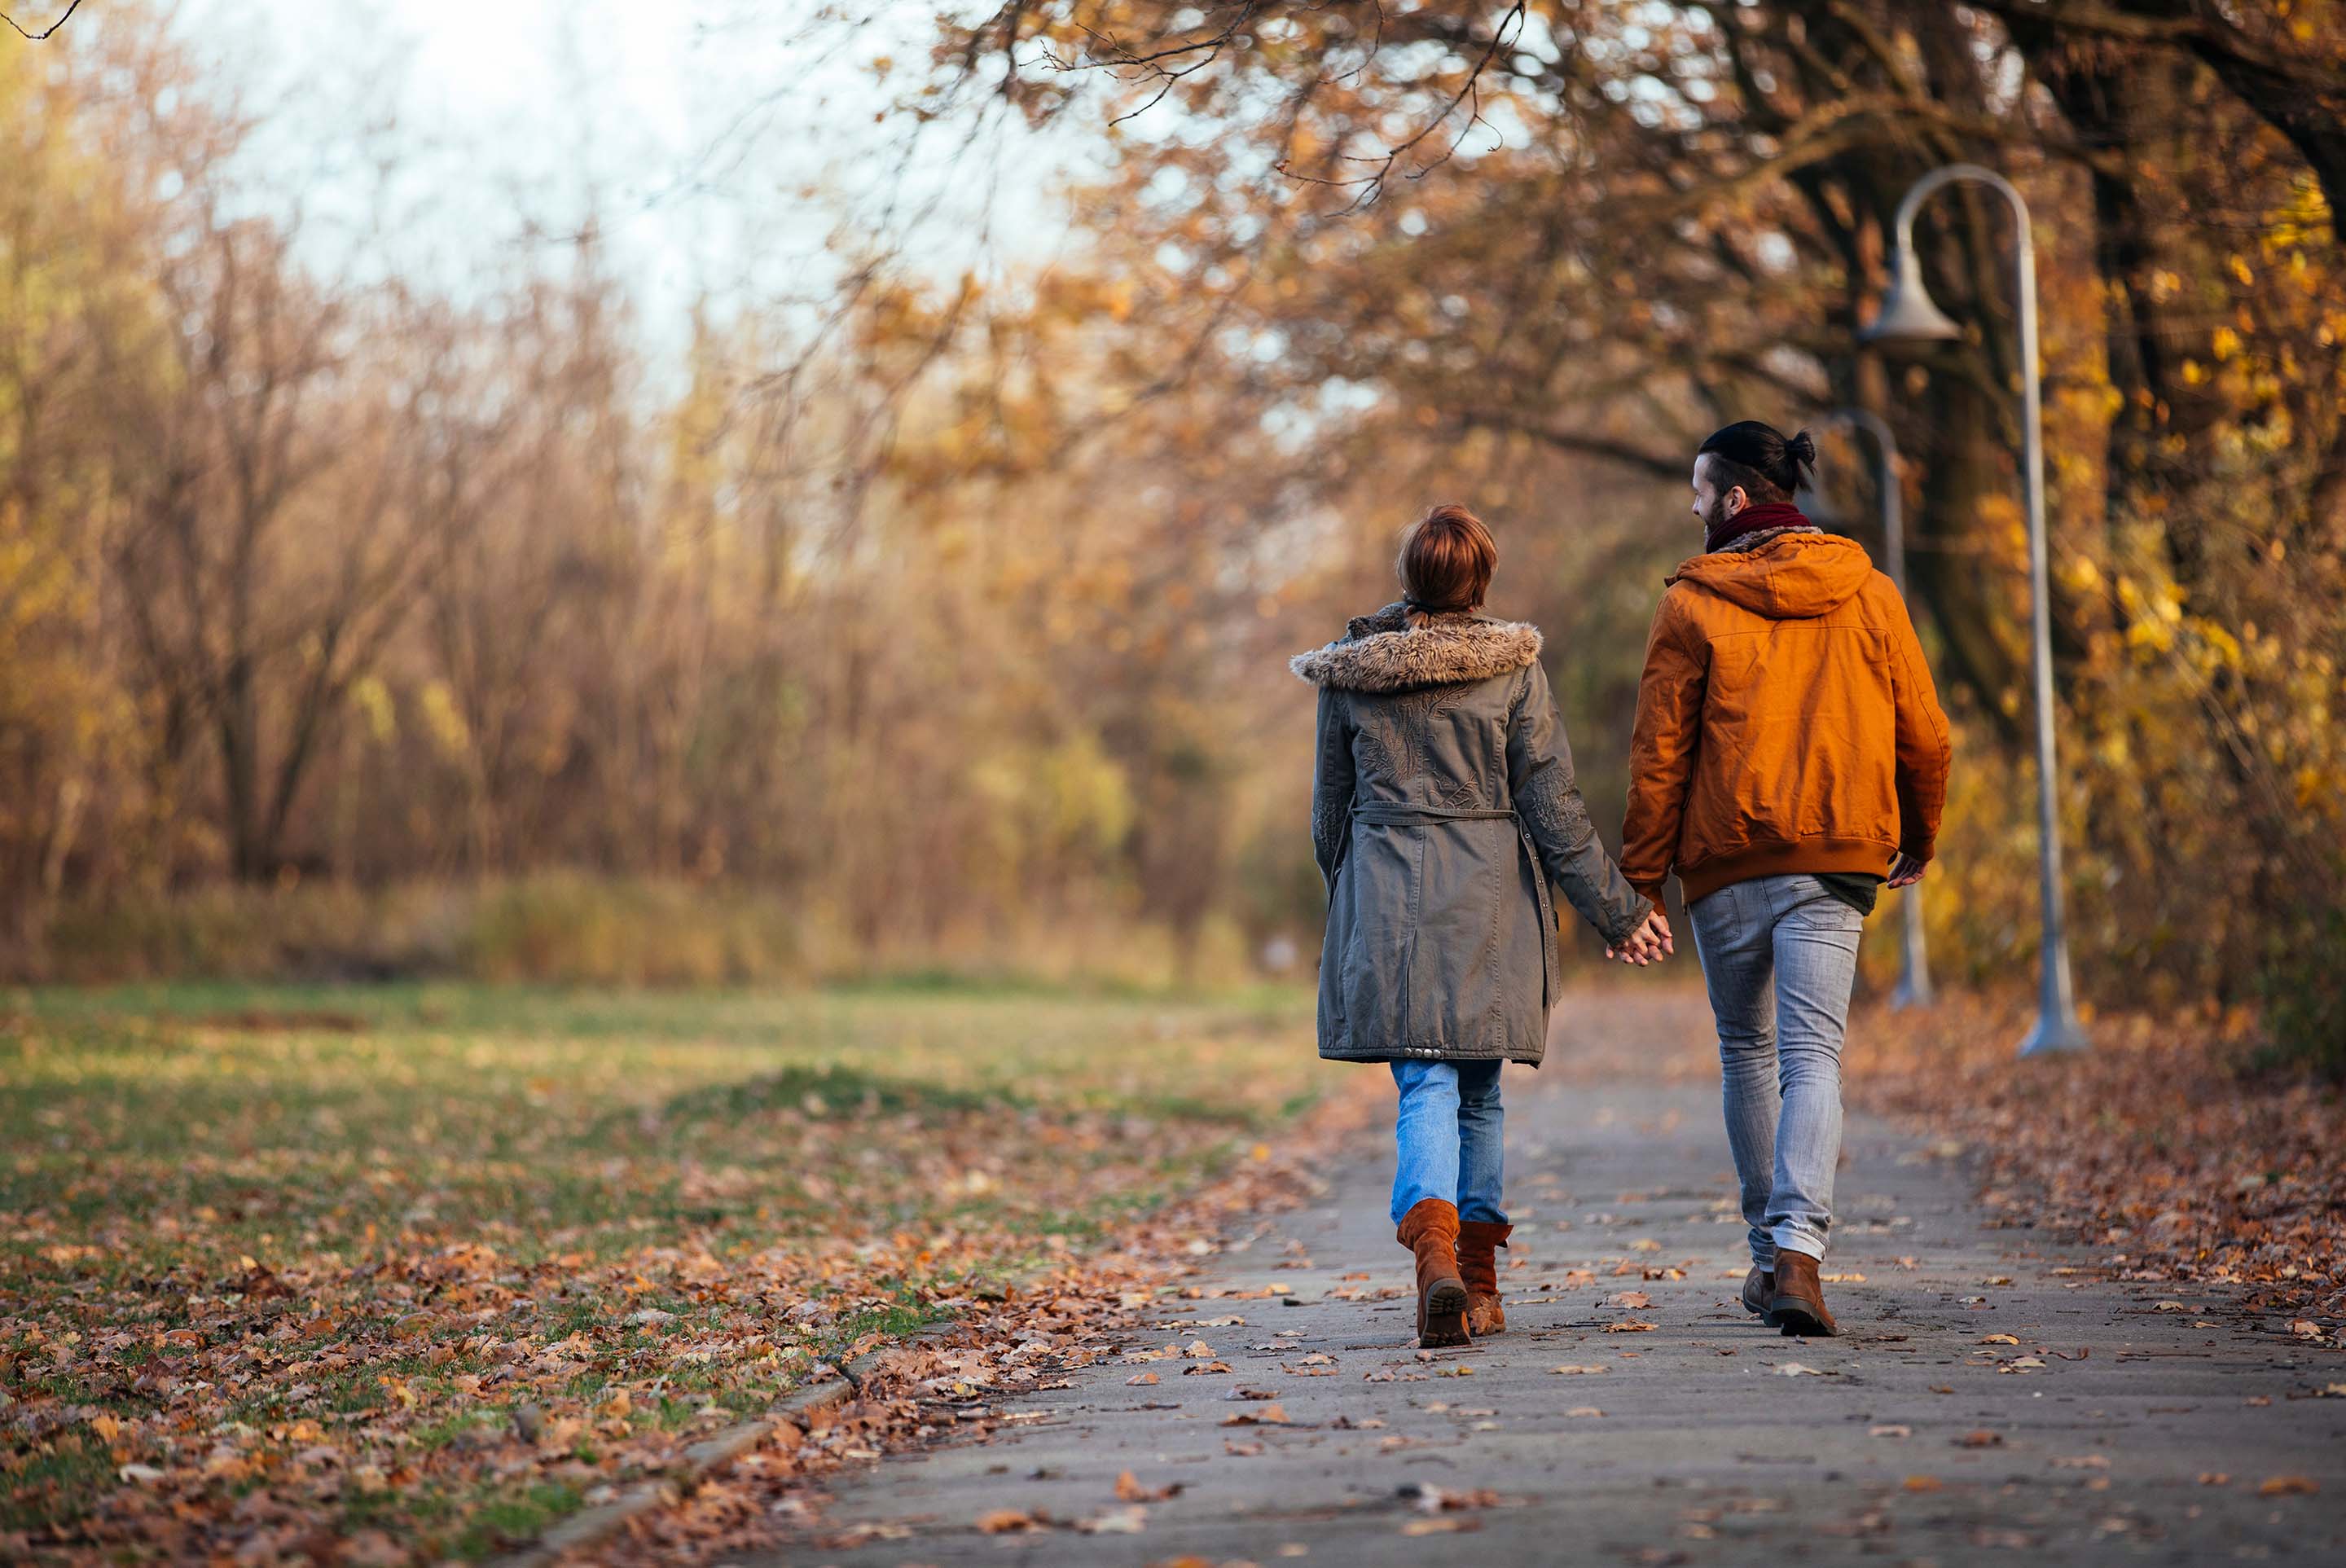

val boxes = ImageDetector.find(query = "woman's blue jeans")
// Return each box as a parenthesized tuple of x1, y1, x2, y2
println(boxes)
(1388, 1060, 1507, 1227)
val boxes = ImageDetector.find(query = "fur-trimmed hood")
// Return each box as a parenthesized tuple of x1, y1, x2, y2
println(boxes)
(1289, 602, 1544, 692)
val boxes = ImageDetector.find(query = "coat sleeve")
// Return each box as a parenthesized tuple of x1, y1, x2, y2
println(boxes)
(1883, 584, 1952, 863)
(1620, 588, 1705, 903)
(1509, 659, 1651, 946)
(1310, 684, 1355, 890)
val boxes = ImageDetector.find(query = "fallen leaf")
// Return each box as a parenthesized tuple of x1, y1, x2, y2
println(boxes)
(1902, 1476, 1943, 1492)
(1869, 1425, 1911, 1438)
(1221, 1403, 1290, 1426)
(1549, 1364, 1609, 1375)
(1954, 1430, 2002, 1447)
(1775, 1362, 1826, 1377)
(978, 1508, 1045, 1533)
(1078, 1504, 1149, 1535)
(1606, 1320, 1658, 1333)
(1126, 1372, 1158, 1386)
(1115, 1470, 1182, 1503)
(2258, 1476, 2318, 1496)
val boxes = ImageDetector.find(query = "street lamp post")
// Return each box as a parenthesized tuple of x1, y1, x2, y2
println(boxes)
(1861, 162, 2089, 1056)
(1805, 406, 1931, 1009)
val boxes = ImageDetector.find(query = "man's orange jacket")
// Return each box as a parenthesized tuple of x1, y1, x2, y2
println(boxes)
(1621, 531, 1952, 907)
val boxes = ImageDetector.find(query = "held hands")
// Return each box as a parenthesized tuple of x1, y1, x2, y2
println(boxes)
(1887, 852, 1928, 889)
(1604, 909, 1675, 967)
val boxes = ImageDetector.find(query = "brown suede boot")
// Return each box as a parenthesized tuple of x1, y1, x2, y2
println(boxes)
(1741, 1265, 1774, 1317)
(1457, 1220, 1512, 1336)
(1396, 1199, 1470, 1348)
(1768, 1251, 1839, 1337)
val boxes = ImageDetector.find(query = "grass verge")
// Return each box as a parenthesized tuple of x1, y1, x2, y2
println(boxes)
(0, 982, 1321, 1561)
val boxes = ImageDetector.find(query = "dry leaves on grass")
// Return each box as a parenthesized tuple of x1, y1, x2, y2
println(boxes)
(1851, 995, 2346, 1325)
(1, 987, 1380, 1565)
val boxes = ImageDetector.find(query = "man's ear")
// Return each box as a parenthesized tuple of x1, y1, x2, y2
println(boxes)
(1724, 485, 1749, 519)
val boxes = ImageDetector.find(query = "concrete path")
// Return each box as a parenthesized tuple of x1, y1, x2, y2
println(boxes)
(769, 993, 2346, 1566)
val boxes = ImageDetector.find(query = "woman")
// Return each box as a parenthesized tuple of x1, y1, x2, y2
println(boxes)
(1293, 504, 1672, 1347)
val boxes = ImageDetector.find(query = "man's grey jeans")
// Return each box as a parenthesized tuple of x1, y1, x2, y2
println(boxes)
(1687, 873, 1865, 1267)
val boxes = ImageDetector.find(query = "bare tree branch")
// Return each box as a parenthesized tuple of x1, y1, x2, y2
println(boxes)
(0, 1, 80, 41)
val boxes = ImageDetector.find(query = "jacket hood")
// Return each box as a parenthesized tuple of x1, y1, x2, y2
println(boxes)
(1289, 602, 1544, 692)
(1667, 531, 1875, 620)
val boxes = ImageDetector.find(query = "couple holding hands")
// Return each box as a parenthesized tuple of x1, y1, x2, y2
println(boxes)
(1294, 419, 1952, 1347)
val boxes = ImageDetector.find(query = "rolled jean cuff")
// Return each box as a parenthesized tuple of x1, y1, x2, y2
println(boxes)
(1770, 1230, 1825, 1263)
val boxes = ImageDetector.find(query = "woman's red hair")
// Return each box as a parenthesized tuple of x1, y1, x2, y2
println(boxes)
(1398, 503, 1497, 621)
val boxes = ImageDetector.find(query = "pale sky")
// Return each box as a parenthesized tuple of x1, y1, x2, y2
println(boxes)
(157, 0, 1079, 361)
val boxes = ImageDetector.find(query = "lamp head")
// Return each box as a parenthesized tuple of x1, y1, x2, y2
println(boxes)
(1861, 243, 1962, 344)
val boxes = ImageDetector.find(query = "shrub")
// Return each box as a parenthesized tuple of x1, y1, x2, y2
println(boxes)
(2260, 909, 2346, 1078)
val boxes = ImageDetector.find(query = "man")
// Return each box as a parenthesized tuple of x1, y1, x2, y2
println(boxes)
(1621, 419, 1951, 1337)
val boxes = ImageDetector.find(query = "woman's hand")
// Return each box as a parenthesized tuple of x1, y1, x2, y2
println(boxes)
(1604, 909, 1675, 966)
(1886, 851, 1927, 889)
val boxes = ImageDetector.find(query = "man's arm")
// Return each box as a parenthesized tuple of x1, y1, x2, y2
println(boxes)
(1884, 585, 1952, 866)
(1620, 590, 1706, 903)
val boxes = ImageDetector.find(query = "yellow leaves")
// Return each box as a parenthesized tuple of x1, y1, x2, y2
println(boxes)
(416, 679, 470, 757)
(2211, 326, 2241, 362)
(349, 674, 398, 744)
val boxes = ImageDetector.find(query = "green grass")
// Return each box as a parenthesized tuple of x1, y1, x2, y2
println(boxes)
(0, 980, 1319, 1556)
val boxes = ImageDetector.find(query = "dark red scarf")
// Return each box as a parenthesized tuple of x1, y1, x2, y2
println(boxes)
(1705, 499, 1810, 556)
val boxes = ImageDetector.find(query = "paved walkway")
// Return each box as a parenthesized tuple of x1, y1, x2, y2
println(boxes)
(768, 993, 2345, 1566)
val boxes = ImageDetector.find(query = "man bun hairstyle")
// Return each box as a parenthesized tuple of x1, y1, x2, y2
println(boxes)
(1398, 503, 1497, 619)
(1698, 420, 1818, 503)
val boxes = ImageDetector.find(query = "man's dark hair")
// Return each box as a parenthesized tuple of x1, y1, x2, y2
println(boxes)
(1698, 420, 1818, 503)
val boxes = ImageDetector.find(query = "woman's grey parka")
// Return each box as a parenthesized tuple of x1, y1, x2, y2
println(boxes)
(1293, 604, 1651, 1066)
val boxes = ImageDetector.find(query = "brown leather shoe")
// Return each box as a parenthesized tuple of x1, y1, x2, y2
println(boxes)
(1457, 1220, 1512, 1336)
(1396, 1199, 1470, 1347)
(1741, 1265, 1774, 1317)
(1768, 1251, 1839, 1337)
